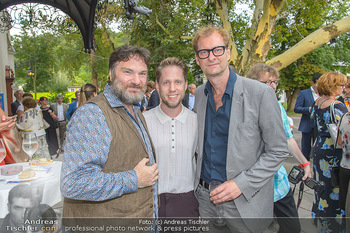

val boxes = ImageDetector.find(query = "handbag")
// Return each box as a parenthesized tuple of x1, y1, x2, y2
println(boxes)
(0, 126, 28, 164)
(331, 166, 340, 187)
(42, 119, 50, 130)
(329, 113, 346, 187)
(326, 101, 339, 147)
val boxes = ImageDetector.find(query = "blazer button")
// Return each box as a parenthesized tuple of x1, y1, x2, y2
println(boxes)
(150, 205, 153, 208)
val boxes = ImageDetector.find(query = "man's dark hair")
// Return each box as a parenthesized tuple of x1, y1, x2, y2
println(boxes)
(109, 44, 151, 74)
(23, 93, 33, 98)
(312, 74, 322, 83)
(8, 184, 33, 204)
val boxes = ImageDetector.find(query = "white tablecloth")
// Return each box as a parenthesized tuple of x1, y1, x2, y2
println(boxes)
(0, 161, 63, 218)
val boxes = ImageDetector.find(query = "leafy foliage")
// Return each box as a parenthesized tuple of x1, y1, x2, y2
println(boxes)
(10, 0, 350, 106)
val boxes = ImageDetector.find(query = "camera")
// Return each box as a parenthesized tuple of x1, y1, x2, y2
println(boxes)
(288, 166, 304, 184)
(288, 166, 325, 193)
(305, 177, 325, 193)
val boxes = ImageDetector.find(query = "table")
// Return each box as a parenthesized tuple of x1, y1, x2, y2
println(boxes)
(0, 161, 63, 218)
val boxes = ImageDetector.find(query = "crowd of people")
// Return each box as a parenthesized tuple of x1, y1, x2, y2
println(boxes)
(1, 25, 350, 233)
(1, 83, 98, 160)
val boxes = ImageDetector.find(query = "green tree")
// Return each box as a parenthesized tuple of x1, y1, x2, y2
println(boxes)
(13, 32, 65, 93)
(120, 0, 350, 109)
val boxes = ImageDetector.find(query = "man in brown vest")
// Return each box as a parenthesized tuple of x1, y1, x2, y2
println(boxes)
(61, 45, 159, 231)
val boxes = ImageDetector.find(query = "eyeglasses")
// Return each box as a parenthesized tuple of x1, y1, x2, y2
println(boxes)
(196, 46, 227, 59)
(260, 80, 279, 86)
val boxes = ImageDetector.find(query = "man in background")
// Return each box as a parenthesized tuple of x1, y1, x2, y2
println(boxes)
(10, 90, 23, 116)
(294, 74, 321, 160)
(247, 63, 313, 233)
(182, 83, 196, 110)
(66, 90, 80, 121)
(50, 94, 68, 153)
(146, 80, 160, 110)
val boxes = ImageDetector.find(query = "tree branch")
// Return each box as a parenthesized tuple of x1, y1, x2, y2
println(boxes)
(239, 0, 265, 71)
(215, 0, 239, 63)
(238, 0, 285, 75)
(155, 14, 193, 41)
(155, 14, 173, 38)
(267, 16, 350, 70)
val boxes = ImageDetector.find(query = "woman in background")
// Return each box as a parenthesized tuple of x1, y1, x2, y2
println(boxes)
(78, 83, 97, 108)
(39, 97, 59, 158)
(16, 97, 50, 159)
(311, 72, 348, 232)
(337, 76, 350, 111)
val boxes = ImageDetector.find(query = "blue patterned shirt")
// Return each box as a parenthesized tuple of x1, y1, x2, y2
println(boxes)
(274, 102, 293, 202)
(61, 84, 158, 219)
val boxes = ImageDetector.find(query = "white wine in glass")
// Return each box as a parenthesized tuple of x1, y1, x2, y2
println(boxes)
(22, 133, 39, 166)
(0, 138, 6, 163)
(209, 180, 226, 227)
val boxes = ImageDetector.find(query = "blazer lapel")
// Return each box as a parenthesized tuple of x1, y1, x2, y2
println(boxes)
(307, 88, 314, 104)
(196, 86, 208, 160)
(228, 76, 244, 142)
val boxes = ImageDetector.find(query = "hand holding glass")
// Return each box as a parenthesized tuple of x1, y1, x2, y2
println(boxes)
(0, 138, 6, 163)
(22, 133, 39, 166)
(209, 180, 226, 227)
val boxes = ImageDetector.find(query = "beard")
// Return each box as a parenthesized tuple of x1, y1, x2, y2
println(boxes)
(159, 90, 185, 109)
(110, 76, 145, 105)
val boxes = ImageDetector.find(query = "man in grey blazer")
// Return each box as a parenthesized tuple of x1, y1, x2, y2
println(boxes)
(192, 25, 289, 233)
(51, 94, 69, 153)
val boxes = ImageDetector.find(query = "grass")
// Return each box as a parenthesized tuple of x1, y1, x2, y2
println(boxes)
(287, 111, 302, 117)
(280, 102, 302, 117)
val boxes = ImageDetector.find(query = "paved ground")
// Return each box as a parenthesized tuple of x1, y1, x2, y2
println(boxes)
(54, 115, 318, 232)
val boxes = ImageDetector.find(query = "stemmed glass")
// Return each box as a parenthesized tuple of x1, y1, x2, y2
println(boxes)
(22, 133, 39, 166)
(209, 180, 226, 227)
(0, 138, 6, 164)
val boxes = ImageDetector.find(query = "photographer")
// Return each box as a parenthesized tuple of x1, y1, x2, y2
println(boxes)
(247, 64, 312, 233)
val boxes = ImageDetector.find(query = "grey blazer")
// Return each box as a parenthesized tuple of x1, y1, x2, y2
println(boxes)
(194, 75, 289, 233)
(50, 102, 69, 122)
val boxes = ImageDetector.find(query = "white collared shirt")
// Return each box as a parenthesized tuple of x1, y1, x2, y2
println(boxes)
(311, 87, 319, 101)
(57, 103, 64, 121)
(143, 105, 198, 194)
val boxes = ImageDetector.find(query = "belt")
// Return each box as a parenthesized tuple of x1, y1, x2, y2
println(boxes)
(199, 178, 210, 190)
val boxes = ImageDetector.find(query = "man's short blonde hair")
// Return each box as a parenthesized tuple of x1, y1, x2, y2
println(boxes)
(317, 72, 347, 96)
(192, 25, 230, 52)
(155, 57, 188, 83)
(246, 63, 280, 81)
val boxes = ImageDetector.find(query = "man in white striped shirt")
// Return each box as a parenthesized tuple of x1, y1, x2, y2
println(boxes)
(143, 57, 199, 222)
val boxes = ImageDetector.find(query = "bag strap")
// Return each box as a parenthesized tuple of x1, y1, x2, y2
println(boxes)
(295, 182, 304, 210)
(330, 101, 336, 124)
(333, 113, 346, 155)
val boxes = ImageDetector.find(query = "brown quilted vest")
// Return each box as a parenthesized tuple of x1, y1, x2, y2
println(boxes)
(63, 94, 154, 218)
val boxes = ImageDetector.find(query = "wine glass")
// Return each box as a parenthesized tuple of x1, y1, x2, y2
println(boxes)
(0, 138, 6, 163)
(22, 133, 39, 166)
(209, 180, 226, 227)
